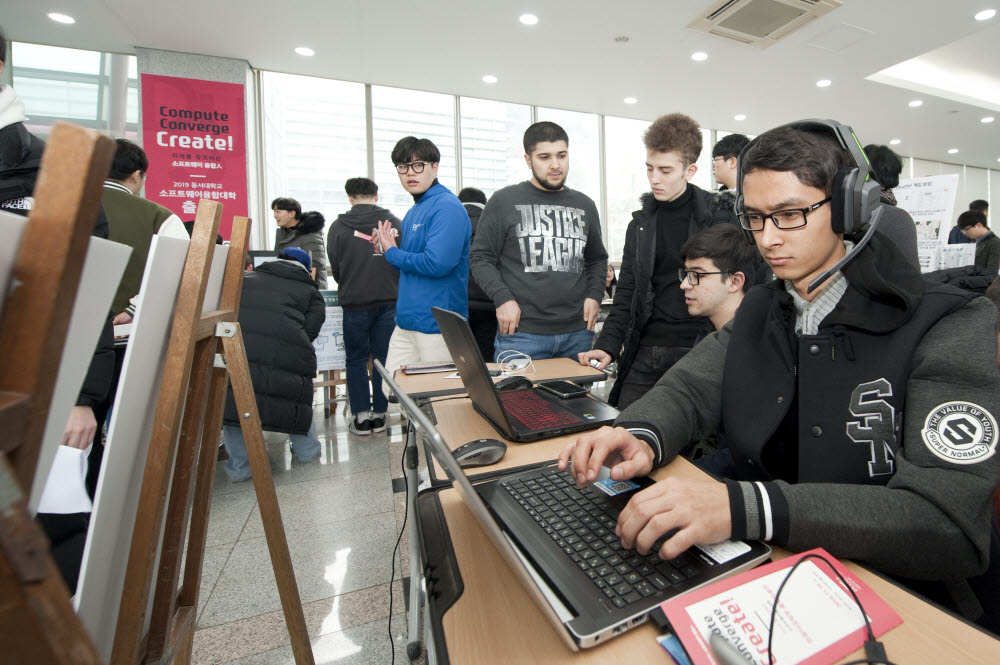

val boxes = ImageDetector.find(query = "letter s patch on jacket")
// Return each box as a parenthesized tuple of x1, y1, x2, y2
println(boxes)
(921, 401, 998, 465)
(846, 378, 897, 477)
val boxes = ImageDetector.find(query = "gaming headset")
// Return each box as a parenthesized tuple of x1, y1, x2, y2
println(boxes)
(734, 119, 885, 293)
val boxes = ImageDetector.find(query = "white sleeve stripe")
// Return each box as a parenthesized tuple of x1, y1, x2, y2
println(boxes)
(754, 481, 773, 541)
(626, 428, 661, 463)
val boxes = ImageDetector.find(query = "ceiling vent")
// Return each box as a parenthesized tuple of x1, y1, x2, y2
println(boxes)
(688, 0, 843, 49)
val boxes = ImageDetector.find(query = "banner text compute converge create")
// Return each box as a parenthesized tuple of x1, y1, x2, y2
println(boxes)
(156, 105, 234, 150)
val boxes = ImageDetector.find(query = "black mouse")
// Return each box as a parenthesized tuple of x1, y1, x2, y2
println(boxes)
(495, 375, 532, 392)
(453, 438, 508, 468)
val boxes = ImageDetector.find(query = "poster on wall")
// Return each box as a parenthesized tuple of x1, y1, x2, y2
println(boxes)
(894, 174, 963, 272)
(140, 73, 247, 239)
(314, 291, 345, 371)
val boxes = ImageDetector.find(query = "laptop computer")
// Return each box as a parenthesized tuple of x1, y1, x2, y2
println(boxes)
(376, 360, 772, 650)
(431, 307, 619, 442)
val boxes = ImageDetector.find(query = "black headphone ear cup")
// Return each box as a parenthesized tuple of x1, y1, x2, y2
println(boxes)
(830, 167, 857, 235)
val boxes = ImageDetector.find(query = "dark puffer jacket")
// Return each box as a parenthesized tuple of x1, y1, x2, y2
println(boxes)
(223, 260, 325, 434)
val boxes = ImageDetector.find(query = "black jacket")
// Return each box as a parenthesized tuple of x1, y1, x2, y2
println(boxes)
(1, 122, 114, 409)
(924, 265, 996, 295)
(595, 186, 737, 405)
(223, 260, 325, 434)
(464, 202, 493, 311)
(327, 204, 401, 309)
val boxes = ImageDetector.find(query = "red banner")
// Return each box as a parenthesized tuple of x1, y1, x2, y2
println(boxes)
(140, 74, 247, 239)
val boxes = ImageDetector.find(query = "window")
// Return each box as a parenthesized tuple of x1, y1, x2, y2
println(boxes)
(260, 72, 367, 244)
(460, 97, 531, 198)
(11, 42, 137, 138)
(535, 107, 602, 218)
(691, 128, 714, 192)
(604, 116, 651, 263)
(372, 86, 456, 219)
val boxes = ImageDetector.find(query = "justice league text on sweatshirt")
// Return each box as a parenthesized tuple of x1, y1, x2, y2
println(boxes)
(469, 181, 608, 334)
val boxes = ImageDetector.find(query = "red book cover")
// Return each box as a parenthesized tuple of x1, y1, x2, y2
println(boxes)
(660, 548, 902, 665)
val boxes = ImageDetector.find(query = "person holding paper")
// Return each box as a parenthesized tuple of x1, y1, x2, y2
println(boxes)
(559, 120, 1000, 632)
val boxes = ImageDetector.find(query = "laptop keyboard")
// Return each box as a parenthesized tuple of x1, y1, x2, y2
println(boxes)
(498, 389, 582, 432)
(500, 467, 710, 610)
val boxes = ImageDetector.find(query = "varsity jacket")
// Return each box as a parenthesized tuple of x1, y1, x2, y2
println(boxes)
(594, 186, 737, 405)
(616, 233, 1000, 585)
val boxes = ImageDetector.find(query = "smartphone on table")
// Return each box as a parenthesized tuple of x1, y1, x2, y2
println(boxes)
(537, 380, 588, 399)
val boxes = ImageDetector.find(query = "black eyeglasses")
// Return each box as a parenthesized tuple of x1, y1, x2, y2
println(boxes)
(737, 196, 832, 232)
(678, 268, 727, 285)
(395, 161, 430, 174)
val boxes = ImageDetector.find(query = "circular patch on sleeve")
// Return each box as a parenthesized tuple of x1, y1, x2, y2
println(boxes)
(921, 402, 997, 465)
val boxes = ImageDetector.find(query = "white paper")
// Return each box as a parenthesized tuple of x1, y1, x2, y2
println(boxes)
(895, 175, 961, 274)
(314, 290, 345, 371)
(36, 444, 93, 514)
(28, 234, 132, 512)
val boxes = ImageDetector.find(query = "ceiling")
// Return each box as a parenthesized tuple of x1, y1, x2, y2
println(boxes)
(4, 0, 1000, 169)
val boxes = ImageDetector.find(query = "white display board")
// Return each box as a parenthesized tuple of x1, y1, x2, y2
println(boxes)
(894, 174, 965, 272)
(76, 237, 229, 660)
(0, 210, 135, 514)
(314, 289, 345, 371)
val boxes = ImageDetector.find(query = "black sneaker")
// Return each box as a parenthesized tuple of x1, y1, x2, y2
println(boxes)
(349, 416, 372, 436)
(370, 413, 387, 433)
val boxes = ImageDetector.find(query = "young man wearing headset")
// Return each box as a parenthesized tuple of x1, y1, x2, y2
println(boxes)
(559, 120, 1000, 631)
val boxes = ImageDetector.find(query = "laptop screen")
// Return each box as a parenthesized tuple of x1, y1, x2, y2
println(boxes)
(431, 307, 512, 433)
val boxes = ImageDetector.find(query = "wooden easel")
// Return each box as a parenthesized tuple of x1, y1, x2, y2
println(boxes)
(110, 200, 316, 664)
(0, 123, 113, 664)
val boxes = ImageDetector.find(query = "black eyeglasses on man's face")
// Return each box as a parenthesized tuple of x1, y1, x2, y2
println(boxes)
(396, 161, 430, 174)
(737, 196, 832, 232)
(677, 268, 727, 285)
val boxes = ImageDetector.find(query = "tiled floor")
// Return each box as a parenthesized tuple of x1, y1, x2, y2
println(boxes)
(191, 403, 416, 665)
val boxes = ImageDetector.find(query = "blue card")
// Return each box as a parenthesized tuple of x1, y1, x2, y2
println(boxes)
(656, 634, 694, 665)
(593, 478, 640, 496)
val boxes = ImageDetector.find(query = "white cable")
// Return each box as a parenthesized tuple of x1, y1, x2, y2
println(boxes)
(495, 350, 536, 376)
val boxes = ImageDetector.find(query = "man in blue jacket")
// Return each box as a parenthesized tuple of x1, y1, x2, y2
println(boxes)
(374, 136, 470, 375)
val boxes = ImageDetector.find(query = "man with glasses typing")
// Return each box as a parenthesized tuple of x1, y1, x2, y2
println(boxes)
(374, 136, 470, 375)
(560, 121, 1000, 632)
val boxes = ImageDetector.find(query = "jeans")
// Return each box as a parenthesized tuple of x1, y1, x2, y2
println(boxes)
(615, 344, 691, 410)
(222, 423, 320, 481)
(342, 305, 396, 415)
(493, 328, 594, 362)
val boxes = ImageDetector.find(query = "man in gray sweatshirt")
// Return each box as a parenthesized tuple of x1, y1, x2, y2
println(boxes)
(559, 120, 1000, 632)
(470, 121, 608, 361)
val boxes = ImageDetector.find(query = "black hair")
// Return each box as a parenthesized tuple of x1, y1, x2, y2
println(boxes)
(681, 224, 766, 293)
(458, 187, 487, 204)
(108, 138, 149, 180)
(270, 197, 301, 219)
(345, 177, 378, 198)
(740, 126, 848, 197)
(970, 199, 989, 214)
(0, 26, 7, 66)
(712, 133, 750, 160)
(391, 136, 440, 165)
(957, 210, 988, 230)
(523, 121, 569, 155)
(863, 144, 903, 189)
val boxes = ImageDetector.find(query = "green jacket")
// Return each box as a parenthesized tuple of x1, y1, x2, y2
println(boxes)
(101, 182, 178, 314)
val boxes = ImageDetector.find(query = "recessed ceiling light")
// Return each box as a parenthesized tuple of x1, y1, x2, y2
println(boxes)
(691, 51, 708, 62)
(519, 13, 539, 25)
(482, 74, 498, 84)
(974, 9, 996, 21)
(947, 148, 959, 154)
(908, 99, 923, 107)
(982, 116, 995, 123)
(816, 79, 832, 87)
(47, 12, 75, 24)
(734, 114, 747, 121)
(623, 97, 637, 104)
(889, 139, 901, 145)
(294, 46, 315, 57)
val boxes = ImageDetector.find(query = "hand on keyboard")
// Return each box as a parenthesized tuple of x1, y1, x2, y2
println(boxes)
(616, 476, 732, 560)
(557, 425, 654, 489)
